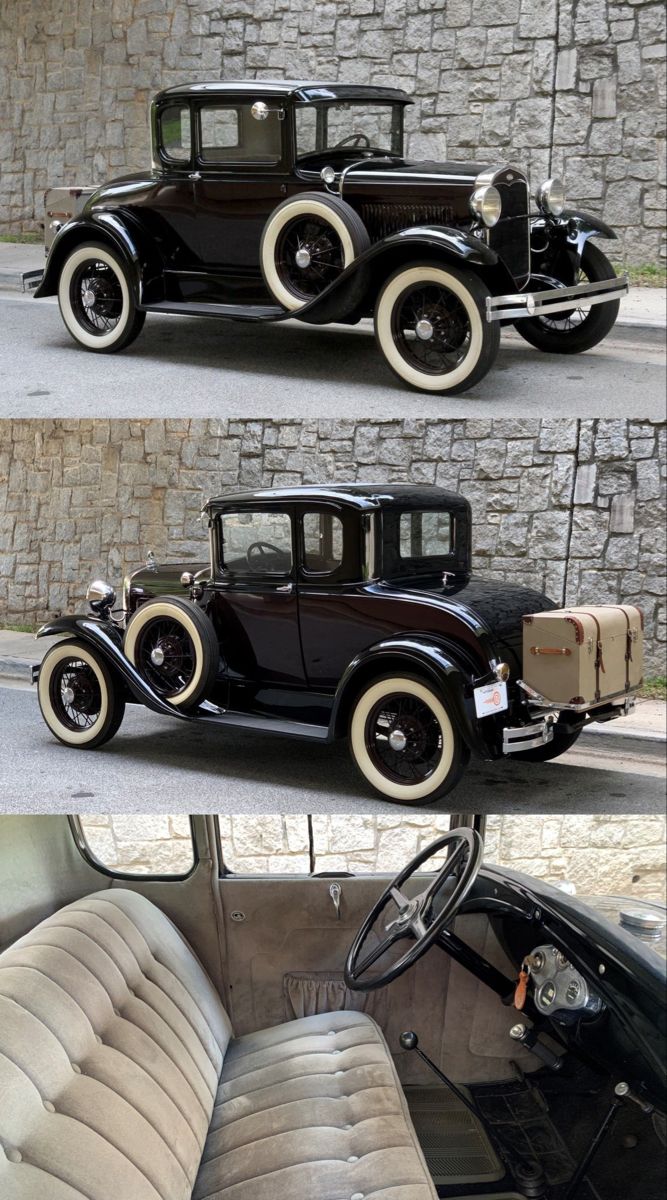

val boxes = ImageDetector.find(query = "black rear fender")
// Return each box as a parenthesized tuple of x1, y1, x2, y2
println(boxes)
(35, 615, 190, 721)
(33, 212, 163, 303)
(330, 636, 487, 754)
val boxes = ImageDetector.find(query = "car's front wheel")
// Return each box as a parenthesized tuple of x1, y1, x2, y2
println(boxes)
(348, 674, 469, 805)
(37, 639, 125, 748)
(514, 241, 620, 354)
(124, 596, 219, 709)
(374, 261, 500, 394)
(57, 242, 146, 353)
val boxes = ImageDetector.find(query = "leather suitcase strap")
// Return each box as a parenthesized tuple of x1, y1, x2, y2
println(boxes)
(611, 606, 632, 692)
(577, 610, 606, 702)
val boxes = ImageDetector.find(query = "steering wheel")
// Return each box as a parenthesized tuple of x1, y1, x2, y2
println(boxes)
(246, 541, 290, 571)
(332, 133, 371, 149)
(344, 829, 483, 992)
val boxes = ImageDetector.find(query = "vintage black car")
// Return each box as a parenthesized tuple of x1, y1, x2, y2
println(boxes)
(35, 80, 628, 395)
(1, 813, 666, 1200)
(33, 484, 642, 805)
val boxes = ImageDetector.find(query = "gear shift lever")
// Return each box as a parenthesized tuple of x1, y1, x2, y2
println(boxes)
(400, 1031, 548, 1198)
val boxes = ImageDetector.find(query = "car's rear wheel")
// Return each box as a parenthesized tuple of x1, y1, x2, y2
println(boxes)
(260, 192, 370, 311)
(348, 674, 469, 805)
(374, 261, 500, 393)
(38, 640, 125, 749)
(514, 242, 620, 354)
(58, 242, 146, 352)
(124, 596, 219, 709)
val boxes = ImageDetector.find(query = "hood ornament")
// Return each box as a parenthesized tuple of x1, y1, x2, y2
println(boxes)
(145, 550, 158, 570)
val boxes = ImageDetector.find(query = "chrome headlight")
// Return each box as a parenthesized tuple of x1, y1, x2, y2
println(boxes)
(470, 184, 502, 228)
(536, 177, 566, 217)
(86, 578, 116, 614)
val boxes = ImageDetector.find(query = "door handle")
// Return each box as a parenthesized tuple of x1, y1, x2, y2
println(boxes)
(275, 583, 293, 594)
(329, 882, 342, 920)
(188, 171, 201, 180)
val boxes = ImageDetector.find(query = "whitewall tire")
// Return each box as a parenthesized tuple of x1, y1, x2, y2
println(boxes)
(260, 192, 370, 311)
(38, 640, 125, 749)
(57, 242, 145, 352)
(374, 261, 500, 394)
(124, 597, 219, 709)
(348, 675, 469, 805)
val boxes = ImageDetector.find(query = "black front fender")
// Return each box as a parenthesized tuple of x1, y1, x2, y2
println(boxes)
(33, 213, 144, 300)
(329, 635, 489, 755)
(294, 226, 499, 325)
(35, 615, 191, 721)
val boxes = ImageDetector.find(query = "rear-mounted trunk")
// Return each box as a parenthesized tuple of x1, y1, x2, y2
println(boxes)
(521, 605, 644, 708)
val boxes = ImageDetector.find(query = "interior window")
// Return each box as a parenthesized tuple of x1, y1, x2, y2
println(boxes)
(219, 814, 453, 875)
(399, 510, 452, 558)
(199, 103, 282, 164)
(302, 511, 344, 573)
(159, 104, 191, 162)
(220, 510, 293, 575)
(78, 815, 195, 877)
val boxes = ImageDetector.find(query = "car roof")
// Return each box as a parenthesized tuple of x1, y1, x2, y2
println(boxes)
(205, 483, 467, 513)
(154, 80, 412, 105)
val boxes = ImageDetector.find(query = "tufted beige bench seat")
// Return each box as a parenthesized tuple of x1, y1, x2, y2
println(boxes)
(0, 889, 437, 1200)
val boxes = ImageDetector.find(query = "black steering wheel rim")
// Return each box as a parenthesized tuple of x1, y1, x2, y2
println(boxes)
(333, 132, 371, 149)
(246, 540, 290, 571)
(344, 828, 484, 993)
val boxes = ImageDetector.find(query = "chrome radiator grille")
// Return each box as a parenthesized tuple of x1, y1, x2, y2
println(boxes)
(360, 201, 455, 241)
(489, 175, 530, 286)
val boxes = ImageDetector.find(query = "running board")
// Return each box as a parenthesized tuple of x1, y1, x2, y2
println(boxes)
(142, 300, 285, 322)
(191, 706, 331, 740)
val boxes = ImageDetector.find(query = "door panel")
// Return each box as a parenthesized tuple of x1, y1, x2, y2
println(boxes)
(211, 585, 305, 686)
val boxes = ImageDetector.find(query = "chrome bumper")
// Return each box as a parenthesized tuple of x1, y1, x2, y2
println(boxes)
(486, 274, 629, 322)
(503, 715, 557, 755)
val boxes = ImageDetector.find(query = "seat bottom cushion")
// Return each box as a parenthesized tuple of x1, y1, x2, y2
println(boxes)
(193, 1010, 438, 1200)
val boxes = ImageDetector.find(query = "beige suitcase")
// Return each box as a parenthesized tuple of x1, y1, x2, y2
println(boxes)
(522, 605, 643, 706)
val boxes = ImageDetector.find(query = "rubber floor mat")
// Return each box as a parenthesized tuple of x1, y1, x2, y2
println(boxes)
(404, 1085, 504, 1186)
(471, 1079, 578, 1189)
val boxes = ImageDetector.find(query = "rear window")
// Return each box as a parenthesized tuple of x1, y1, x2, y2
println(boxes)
(400, 510, 452, 558)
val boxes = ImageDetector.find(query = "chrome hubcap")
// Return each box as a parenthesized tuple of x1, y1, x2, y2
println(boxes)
(415, 318, 434, 341)
(82, 288, 96, 309)
(150, 646, 165, 667)
(388, 728, 408, 752)
(61, 685, 75, 705)
(295, 247, 312, 269)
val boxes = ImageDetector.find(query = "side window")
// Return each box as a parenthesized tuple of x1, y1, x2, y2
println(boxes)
(221, 510, 293, 575)
(78, 815, 195, 877)
(199, 103, 283, 164)
(400, 510, 452, 558)
(159, 104, 191, 162)
(302, 511, 344, 574)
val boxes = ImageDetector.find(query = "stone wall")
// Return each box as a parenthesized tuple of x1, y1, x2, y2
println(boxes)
(1, 417, 665, 672)
(80, 811, 667, 899)
(1, 0, 664, 262)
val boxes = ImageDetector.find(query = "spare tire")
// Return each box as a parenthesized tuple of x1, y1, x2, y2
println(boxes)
(260, 191, 370, 311)
(124, 596, 219, 709)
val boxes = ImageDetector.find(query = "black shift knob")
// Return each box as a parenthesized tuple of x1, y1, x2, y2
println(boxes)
(400, 1030, 419, 1051)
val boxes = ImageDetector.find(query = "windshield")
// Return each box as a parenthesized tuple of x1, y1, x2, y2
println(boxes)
(295, 101, 404, 159)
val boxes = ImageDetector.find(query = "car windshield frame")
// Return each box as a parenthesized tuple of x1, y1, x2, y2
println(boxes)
(294, 99, 405, 162)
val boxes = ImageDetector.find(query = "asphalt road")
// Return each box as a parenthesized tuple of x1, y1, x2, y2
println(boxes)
(1, 290, 665, 418)
(1, 681, 664, 814)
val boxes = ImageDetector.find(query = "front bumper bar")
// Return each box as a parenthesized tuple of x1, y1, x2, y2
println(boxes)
(486, 274, 629, 322)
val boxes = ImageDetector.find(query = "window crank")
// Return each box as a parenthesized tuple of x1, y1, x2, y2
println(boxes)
(329, 881, 342, 920)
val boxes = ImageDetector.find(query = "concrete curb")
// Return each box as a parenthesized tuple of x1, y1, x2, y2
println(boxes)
(0, 652, 662, 743)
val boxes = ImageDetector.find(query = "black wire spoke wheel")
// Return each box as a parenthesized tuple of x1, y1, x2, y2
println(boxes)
(135, 618, 197, 697)
(392, 283, 472, 375)
(276, 216, 345, 300)
(49, 659, 103, 732)
(366, 692, 444, 785)
(69, 259, 124, 335)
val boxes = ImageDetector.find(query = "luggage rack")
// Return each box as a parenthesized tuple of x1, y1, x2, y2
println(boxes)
(518, 679, 636, 716)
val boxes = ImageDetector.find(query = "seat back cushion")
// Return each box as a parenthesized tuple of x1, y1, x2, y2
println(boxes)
(0, 888, 232, 1200)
